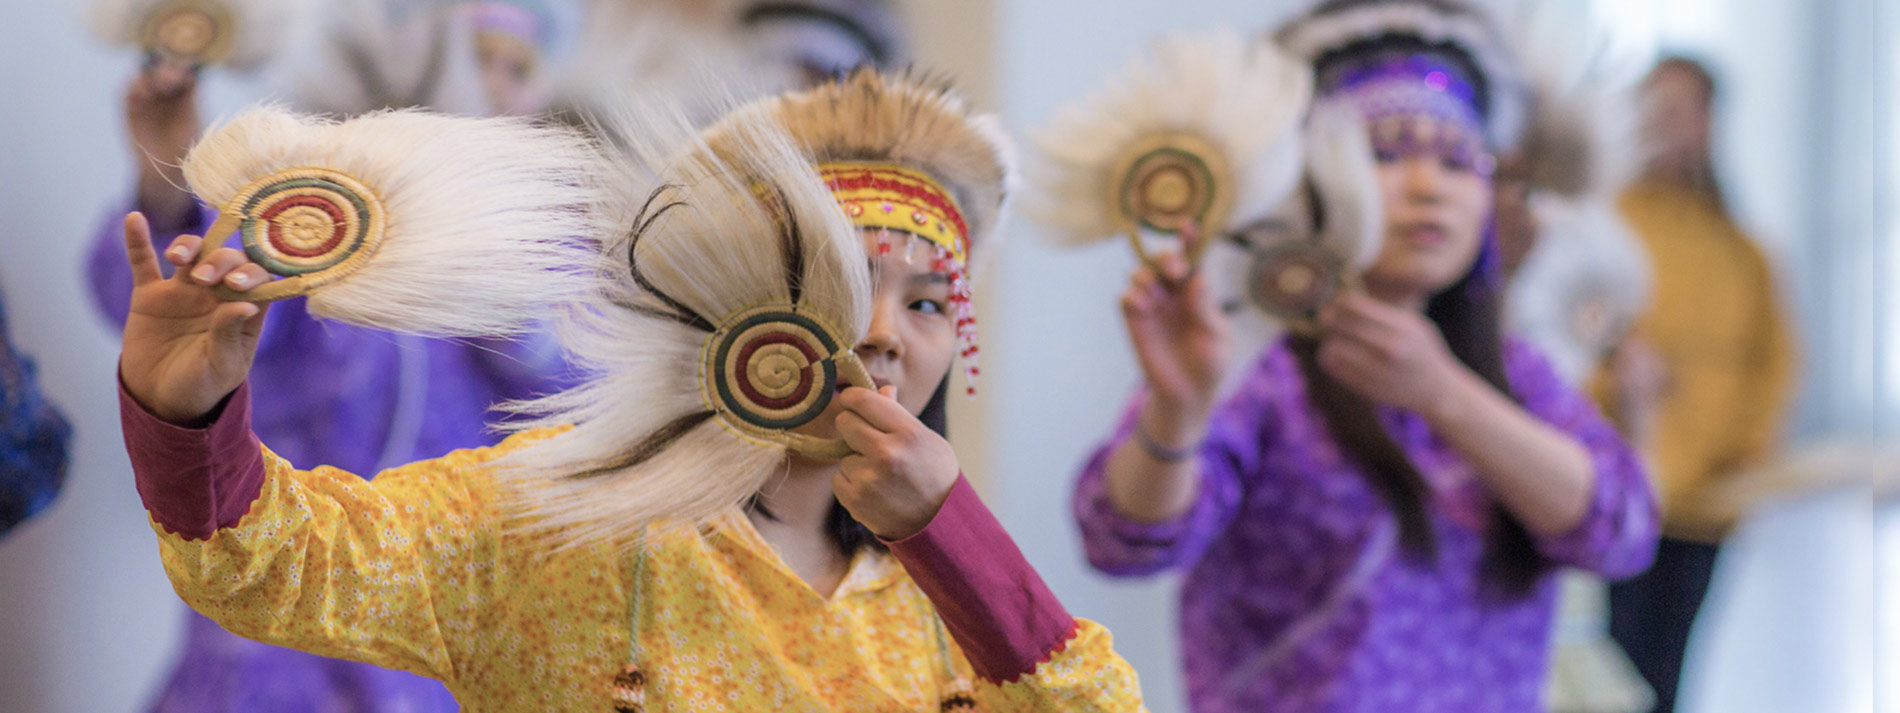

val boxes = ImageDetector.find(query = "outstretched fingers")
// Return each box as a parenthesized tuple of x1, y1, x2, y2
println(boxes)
(123, 213, 164, 287)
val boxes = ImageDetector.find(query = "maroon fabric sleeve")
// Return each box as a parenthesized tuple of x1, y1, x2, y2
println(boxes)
(883, 475, 1079, 684)
(119, 378, 266, 541)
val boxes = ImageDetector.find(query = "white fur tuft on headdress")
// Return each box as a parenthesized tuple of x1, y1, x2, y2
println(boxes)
(493, 86, 873, 547)
(1023, 29, 1310, 251)
(1277, 0, 1528, 149)
(181, 105, 609, 336)
(1509, 6, 1643, 201)
(87, 0, 310, 70)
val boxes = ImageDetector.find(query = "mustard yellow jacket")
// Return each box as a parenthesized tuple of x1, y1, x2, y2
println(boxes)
(1602, 179, 1799, 541)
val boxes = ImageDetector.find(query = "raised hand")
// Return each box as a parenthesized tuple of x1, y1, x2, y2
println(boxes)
(118, 213, 272, 424)
(831, 385, 960, 540)
(1119, 233, 1230, 428)
(1313, 292, 1469, 417)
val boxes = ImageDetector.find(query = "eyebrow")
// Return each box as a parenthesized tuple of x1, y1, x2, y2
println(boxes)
(865, 259, 952, 286)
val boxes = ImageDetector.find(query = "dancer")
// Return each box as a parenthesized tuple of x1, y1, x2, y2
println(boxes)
(1057, 2, 1659, 711)
(115, 69, 1145, 712)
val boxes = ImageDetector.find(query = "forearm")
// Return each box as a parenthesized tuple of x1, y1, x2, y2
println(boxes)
(1426, 368, 1596, 536)
(1101, 398, 1208, 524)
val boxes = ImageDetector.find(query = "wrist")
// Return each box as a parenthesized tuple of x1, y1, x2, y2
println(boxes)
(1138, 397, 1211, 449)
(1419, 365, 1484, 427)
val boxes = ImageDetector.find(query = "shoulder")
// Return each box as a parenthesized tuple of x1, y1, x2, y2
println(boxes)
(1500, 336, 1568, 404)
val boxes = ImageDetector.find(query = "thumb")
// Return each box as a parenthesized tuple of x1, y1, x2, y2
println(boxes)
(877, 384, 898, 401)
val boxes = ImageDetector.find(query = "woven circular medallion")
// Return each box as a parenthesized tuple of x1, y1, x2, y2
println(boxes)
(705, 308, 847, 434)
(141, 1, 235, 64)
(229, 168, 385, 279)
(1248, 243, 1341, 321)
(1111, 134, 1233, 236)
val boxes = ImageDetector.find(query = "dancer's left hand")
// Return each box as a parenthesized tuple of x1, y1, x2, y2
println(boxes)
(1314, 293, 1473, 419)
(832, 385, 960, 540)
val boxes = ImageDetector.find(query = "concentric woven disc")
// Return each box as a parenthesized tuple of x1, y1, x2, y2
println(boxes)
(1248, 242, 1342, 324)
(225, 167, 386, 289)
(703, 306, 866, 450)
(140, 0, 236, 65)
(1111, 133, 1234, 238)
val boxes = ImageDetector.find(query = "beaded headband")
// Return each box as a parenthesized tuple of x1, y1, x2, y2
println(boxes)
(822, 162, 969, 264)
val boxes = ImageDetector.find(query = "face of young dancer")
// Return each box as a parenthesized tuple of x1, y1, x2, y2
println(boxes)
(798, 229, 959, 440)
(1360, 129, 1494, 305)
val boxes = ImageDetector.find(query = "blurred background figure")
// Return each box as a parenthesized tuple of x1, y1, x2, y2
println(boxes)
(1601, 55, 1800, 713)
(0, 282, 73, 539)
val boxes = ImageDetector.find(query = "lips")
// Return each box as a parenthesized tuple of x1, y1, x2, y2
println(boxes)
(1396, 223, 1448, 248)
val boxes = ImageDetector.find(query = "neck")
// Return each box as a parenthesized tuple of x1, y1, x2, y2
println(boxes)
(753, 456, 840, 534)
(748, 455, 852, 598)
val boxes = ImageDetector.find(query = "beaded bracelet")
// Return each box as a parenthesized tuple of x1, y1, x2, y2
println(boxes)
(1133, 419, 1199, 463)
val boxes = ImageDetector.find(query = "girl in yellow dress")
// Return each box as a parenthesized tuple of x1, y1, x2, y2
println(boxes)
(112, 69, 1147, 712)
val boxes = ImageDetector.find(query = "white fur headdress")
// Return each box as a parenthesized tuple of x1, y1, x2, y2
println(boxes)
(1507, 4, 1643, 202)
(87, 0, 310, 70)
(1023, 29, 1310, 263)
(1276, 0, 1528, 149)
(493, 83, 876, 546)
(180, 105, 608, 336)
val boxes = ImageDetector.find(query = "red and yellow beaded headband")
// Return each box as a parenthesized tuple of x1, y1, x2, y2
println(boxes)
(821, 162, 970, 265)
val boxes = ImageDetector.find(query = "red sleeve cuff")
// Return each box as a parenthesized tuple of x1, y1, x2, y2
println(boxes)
(883, 475, 1078, 683)
(119, 377, 265, 541)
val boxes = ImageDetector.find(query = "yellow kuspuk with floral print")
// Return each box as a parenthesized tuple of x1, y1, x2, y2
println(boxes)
(150, 430, 1142, 712)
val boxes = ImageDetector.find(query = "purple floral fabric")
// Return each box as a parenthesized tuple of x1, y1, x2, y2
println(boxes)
(91, 202, 569, 713)
(1074, 338, 1658, 713)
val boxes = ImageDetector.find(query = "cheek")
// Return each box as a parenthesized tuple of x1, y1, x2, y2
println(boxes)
(900, 316, 958, 399)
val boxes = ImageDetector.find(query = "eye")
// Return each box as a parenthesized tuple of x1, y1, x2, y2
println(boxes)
(909, 299, 945, 315)
(1374, 148, 1403, 164)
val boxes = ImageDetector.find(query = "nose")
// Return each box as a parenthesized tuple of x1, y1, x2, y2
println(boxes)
(1399, 155, 1446, 205)
(855, 298, 904, 362)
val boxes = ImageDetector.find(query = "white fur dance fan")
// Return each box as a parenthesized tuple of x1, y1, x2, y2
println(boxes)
(1506, 200, 1651, 386)
(1202, 102, 1385, 338)
(180, 105, 608, 336)
(1023, 29, 1311, 269)
(493, 90, 874, 547)
(87, 0, 310, 70)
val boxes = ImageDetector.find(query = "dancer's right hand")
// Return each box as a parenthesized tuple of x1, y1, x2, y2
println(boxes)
(118, 213, 272, 425)
(1118, 244, 1230, 430)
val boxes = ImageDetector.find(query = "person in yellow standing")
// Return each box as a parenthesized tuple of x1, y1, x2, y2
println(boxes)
(1601, 55, 1800, 713)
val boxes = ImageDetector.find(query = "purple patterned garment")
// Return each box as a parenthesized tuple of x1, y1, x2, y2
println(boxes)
(90, 202, 569, 713)
(1074, 338, 1658, 713)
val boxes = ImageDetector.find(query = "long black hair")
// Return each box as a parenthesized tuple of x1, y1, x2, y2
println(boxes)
(1290, 236, 1548, 596)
